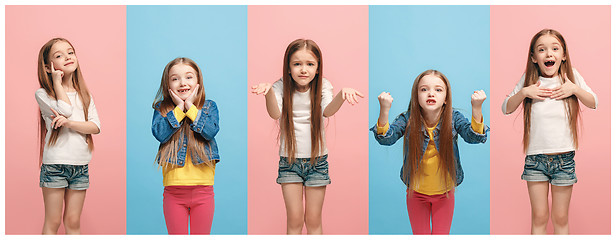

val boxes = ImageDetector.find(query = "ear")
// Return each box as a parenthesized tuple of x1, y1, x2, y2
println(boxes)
(44, 64, 51, 73)
(530, 54, 537, 64)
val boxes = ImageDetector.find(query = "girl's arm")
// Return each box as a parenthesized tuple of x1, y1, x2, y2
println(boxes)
(48, 108, 100, 134)
(551, 70, 597, 109)
(151, 106, 182, 143)
(251, 82, 281, 119)
(50, 62, 72, 109)
(471, 90, 486, 123)
(189, 100, 220, 141)
(323, 88, 364, 117)
(454, 110, 489, 144)
(35, 88, 73, 119)
(370, 92, 406, 146)
(377, 92, 393, 126)
(504, 80, 552, 114)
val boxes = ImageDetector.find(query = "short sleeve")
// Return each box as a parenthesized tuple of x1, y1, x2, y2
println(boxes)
(572, 68, 598, 109)
(271, 78, 284, 113)
(86, 96, 101, 132)
(321, 78, 334, 110)
(501, 73, 526, 115)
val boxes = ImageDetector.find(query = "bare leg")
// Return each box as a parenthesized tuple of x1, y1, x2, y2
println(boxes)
(551, 185, 573, 234)
(63, 189, 86, 234)
(527, 181, 549, 234)
(42, 188, 65, 234)
(282, 183, 304, 234)
(305, 186, 326, 234)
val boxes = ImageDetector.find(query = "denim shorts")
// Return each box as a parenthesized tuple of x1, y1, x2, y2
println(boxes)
(521, 151, 577, 186)
(40, 164, 90, 190)
(276, 154, 331, 187)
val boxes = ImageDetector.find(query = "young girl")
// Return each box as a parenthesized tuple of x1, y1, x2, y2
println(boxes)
(151, 57, 219, 235)
(35, 38, 101, 234)
(371, 70, 488, 234)
(501, 29, 597, 234)
(251, 39, 363, 234)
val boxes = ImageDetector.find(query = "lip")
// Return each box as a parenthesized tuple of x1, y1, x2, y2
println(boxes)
(544, 60, 555, 68)
(426, 99, 437, 105)
(298, 75, 310, 78)
(64, 62, 74, 66)
(177, 88, 191, 94)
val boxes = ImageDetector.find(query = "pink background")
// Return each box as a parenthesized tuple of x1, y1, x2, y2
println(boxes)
(247, 6, 369, 234)
(490, 6, 610, 234)
(5, 6, 126, 234)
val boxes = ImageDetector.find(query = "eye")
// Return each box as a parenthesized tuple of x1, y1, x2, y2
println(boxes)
(308, 63, 315, 66)
(436, 88, 443, 92)
(68, 51, 74, 55)
(293, 63, 300, 66)
(55, 54, 62, 58)
(187, 76, 193, 79)
(171, 77, 178, 81)
(538, 48, 545, 52)
(553, 47, 559, 51)
(420, 88, 427, 92)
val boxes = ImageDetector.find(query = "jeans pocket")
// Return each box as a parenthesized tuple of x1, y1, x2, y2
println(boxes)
(278, 157, 292, 171)
(559, 159, 575, 173)
(314, 158, 329, 174)
(524, 156, 539, 169)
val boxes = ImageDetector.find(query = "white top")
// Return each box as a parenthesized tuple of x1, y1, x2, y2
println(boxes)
(35, 88, 101, 165)
(501, 69, 597, 155)
(271, 78, 334, 158)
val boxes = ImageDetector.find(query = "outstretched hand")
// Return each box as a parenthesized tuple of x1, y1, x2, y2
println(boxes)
(341, 88, 364, 105)
(251, 83, 273, 96)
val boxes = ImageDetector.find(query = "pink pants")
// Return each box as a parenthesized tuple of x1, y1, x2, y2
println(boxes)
(406, 189, 455, 235)
(163, 185, 215, 235)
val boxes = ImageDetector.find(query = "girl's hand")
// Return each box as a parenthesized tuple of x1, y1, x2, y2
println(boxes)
(378, 92, 393, 110)
(522, 81, 552, 100)
(251, 83, 273, 96)
(185, 84, 200, 110)
(471, 90, 487, 109)
(168, 89, 185, 111)
(50, 62, 64, 82)
(50, 108, 71, 129)
(341, 88, 364, 105)
(551, 75, 578, 100)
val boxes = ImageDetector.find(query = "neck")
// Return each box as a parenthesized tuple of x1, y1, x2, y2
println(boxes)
(62, 73, 74, 90)
(422, 109, 441, 127)
(296, 85, 310, 92)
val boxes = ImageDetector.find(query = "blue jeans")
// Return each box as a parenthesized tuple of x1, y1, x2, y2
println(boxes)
(521, 151, 577, 186)
(40, 164, 89, 190)
(276, 155, 331, 187)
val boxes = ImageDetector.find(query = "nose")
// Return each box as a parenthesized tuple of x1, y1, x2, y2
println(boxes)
(428, 90, 435, 97)
(300, 66, 307, 73)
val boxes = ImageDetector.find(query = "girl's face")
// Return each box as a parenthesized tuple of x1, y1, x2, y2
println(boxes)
(288, 49, 318, 92)
(46, 41, 79, 75)
(417, 74, 447, 114)
(168, 63, 198, 101)
(531, 34, 565, 78)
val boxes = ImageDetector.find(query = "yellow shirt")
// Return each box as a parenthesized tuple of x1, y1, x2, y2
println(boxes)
(377, 116, 484, 195)
(162, 105, 215, 186)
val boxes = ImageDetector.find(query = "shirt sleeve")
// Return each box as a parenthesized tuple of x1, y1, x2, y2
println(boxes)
(572, 68, 598, 109)
(271, 79, 284, 113)
(86, 96, 101, 132)
(376, 122, 390, 135)
(186, 105, 199, 122)
(471, 116, 484, 134)
(35, 88, 73, 118)
(501, 73, 526, 115)
(321, 78, 334, 111)
(173, 106, 186, 122)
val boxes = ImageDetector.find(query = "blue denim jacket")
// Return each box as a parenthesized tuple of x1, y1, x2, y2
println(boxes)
(370, 109, 489, 187)
(152, 100, 220, 166)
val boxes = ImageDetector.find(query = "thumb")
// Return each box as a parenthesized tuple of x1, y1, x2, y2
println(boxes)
(535, 81, 541, 87)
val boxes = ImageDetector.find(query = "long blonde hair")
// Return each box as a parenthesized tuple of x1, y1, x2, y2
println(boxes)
(280, 39, 324, 165)
(523, 29, 579, 152)
(37, 38, 94, 160)
(403, 70, 455, 190)
(152, 57, 213, 168)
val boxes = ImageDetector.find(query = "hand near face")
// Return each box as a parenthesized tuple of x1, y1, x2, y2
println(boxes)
(523, 81, 552, 100)
(251, 82, 273, 96)
(169, 89, 185, 111)
(471, 90, 487, 109)
(185, 84, 200, 110)
(50, 62, 64, 82)
(551, 74, 578, 100)
(341, 88, 364, 105)
(378, 92, 393, 110)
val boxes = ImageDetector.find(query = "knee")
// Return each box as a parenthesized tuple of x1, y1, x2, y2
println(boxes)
(45, 217, 62, 229)
(532, 210, 549, 226)
(551, 211, 569, 227)
(63, 214, 81, 230)
(287, 213, 304, 230)
(304, 212, 322, 231)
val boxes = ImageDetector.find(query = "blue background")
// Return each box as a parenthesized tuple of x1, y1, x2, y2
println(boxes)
(368, 6, 490, 234)
(126, 6, 247, 234)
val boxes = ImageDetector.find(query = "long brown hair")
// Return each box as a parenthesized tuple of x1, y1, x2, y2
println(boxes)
(403, 70, 455, 190)
(523, 29, 579, 151)
(37, 38, 93, 160)
(281, 39, 324, 164)
(152, 57, 213, 168)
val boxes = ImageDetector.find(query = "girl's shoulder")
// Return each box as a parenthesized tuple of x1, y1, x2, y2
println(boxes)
(203, 99, 218, 109)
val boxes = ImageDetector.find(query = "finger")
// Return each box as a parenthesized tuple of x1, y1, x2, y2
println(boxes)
(355, 91, 365, 98)
(51, 62, 55, 72)
(51, 117, 59, 129)
(56, 118, 66, 128)
(535, 81, 541, 86)
(352, 93, 358, 104)
(50, 108, 59, 116)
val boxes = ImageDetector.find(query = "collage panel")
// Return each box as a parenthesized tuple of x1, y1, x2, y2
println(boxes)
(5, 5, 127, 234)
(246, 5, 369, 234)
(490, 5, 611, 234)
(125, 5, 248, 234)
(368, 5, 491, 234)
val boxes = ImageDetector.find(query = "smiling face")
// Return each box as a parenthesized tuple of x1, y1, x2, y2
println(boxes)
(531, 34, 566, 78)
(168, 63, 198, 100)
(417, 74, 447, 116)
(288, 48, 319, 92)
(46, 41, 79, 75)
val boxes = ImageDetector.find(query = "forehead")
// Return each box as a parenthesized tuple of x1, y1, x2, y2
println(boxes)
(50, 41, 73, 52)
(535, 35, 561, 47)
(290, 49, 318, 61)
(419, 74, 446, 87)
(169, 63, 197, 75)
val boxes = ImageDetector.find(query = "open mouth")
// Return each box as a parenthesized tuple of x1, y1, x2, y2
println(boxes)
(544, 61, 555, 67)
(178, 89, 190, 94)
(426, 99, 436, 104)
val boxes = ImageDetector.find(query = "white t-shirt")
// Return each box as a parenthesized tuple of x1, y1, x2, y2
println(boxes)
(501, 69, 597, 155)
(35, 88, 101, 165)
(271, 78, 334, 158)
